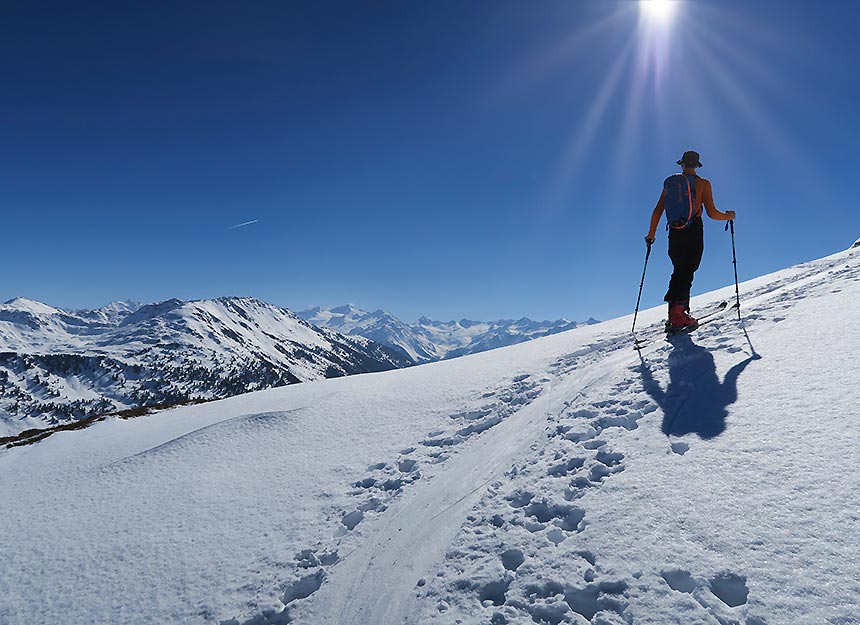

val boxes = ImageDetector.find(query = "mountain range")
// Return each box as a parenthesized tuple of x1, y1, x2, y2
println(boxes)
(0, 296, 596, 436)
(0, 297, 410, 436)
(298, 304, 599, 362)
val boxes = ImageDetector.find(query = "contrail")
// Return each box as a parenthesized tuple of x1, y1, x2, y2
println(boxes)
(226, 219, 259, 230)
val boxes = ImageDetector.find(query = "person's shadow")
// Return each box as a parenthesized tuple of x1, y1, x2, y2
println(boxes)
(639, 333, 760, 439)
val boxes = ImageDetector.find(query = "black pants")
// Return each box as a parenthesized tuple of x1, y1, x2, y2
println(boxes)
(664, 217, 704, 304)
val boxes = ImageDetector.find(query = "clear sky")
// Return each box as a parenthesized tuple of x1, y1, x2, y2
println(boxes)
(3, 0, 858, 322)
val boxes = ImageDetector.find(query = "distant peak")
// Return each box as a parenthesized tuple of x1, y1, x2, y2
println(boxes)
(458, 319, 482, 328)
(97, 300, 141, 313)
(1, 297, 62, 315)
(4, 297, 30, 306)
(330, 304, 364, 315)
(119, 298, 184, 326)
(104, 299, 139, 307)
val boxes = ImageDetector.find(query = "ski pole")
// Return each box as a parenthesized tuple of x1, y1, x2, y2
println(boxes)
(632, 240, 652, 334)
(726, 220, 741, 320)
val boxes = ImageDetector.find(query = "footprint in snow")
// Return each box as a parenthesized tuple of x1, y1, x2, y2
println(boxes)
(708, 571, 750, 608)
(295, 548, 339, 568)
(670, 441, 690, 456)
(223, 553, 333, 624)
(427, 451, 450, 464)
(397, 458, 417, 473)
(341, 509, 364, 530)
(546, 456, 586, 477)
(593, 412, 642, 432)
(500, 548, 525, 571)
(660, 568, 757, 621)
(521, 499, 586, 533)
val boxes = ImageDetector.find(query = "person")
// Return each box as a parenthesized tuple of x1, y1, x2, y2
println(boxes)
(645, 150, 736, 329)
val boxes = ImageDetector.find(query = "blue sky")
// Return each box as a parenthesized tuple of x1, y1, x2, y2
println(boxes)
(3, 0, 858, 322)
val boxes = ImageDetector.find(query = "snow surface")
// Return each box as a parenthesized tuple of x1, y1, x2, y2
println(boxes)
(2, 247, 860, 625)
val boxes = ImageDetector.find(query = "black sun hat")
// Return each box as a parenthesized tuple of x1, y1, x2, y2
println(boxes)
(677, 150, 703, 167)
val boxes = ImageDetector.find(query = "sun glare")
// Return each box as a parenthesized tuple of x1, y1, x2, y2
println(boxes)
(640, 0, 679, 25)
(534, 0, 809, 224)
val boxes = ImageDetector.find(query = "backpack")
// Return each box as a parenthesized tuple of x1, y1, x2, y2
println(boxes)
(663, 173, 698, 229)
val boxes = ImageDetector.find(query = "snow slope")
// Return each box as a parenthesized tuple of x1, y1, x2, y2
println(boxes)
(2, 246, 859, 625)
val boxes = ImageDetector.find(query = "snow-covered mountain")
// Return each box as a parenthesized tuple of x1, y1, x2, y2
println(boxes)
(415, 315, 600, 360)
(4, 242, 859, 625)
(0, 297, 411, 435)
(299, 305, 599, 362)
(74, 299, 142, 325)
(300, 304, 439, 362)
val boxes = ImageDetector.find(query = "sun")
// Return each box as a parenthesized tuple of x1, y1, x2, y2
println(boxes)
(639, 0, 679, 25)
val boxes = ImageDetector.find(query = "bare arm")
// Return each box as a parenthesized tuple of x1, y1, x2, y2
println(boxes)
(701, 180, 736, 221)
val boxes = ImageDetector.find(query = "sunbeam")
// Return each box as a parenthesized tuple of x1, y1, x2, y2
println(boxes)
(684, 34, 820, 196)
(544, 1, 685, 216)
(518, 0, 822, 230)
(618, 0, 687, 174)
(504, 6, 629, 95)
(542, 35, 638, 219)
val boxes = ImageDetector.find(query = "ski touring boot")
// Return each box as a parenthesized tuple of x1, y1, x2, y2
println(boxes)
(665, 301, 698, 335)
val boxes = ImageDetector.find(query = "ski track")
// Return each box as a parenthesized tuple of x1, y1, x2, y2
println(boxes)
(221, 329, 642, 625)
(223, 249, 860, 625)
(303, 346, 639, 625)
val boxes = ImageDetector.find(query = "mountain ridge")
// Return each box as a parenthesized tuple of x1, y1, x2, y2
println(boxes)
(299, 305, 599, 362)
(0, 296, 411, 436)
